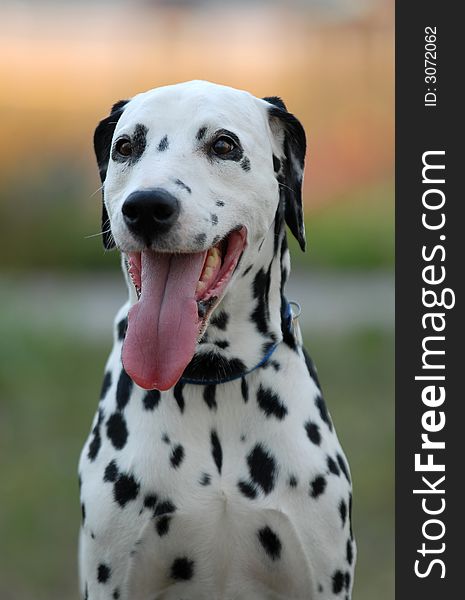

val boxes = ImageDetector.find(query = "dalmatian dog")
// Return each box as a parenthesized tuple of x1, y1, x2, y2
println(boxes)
(78, 80, 355, 600)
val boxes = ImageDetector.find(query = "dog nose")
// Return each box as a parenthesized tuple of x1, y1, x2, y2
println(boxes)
(122, 188, 180, 243)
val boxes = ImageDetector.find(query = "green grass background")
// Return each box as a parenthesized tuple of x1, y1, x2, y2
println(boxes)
(0, 316, 393, 600)
(0, 176, 393, 272)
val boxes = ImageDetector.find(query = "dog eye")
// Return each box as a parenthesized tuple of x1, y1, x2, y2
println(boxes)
(115, 138, 133, 158)
(212, 136, 236, 156)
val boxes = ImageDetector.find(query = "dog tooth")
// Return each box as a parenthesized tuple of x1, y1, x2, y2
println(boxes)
(202, 266, 213, 281)
(196, 281, 206, 294)
(206, 255, 218, 267)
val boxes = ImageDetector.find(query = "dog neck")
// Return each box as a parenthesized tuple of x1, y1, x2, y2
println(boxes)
(180, 212, 299, 384)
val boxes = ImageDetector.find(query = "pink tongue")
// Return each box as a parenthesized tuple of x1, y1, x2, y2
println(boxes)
(122, 250, 206, 391)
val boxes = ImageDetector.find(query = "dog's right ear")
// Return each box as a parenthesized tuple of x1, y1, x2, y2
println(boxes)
(262, 96, 307, 252)
(93, 99, 129, 249)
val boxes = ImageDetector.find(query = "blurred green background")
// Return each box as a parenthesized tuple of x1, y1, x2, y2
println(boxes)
(0, 1, 393, 598)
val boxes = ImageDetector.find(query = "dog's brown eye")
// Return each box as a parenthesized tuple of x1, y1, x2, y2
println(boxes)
(115, 138, 133, 157)
(212, 136, 236, 156)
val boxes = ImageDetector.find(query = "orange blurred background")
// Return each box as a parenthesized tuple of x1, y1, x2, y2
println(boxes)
(0, 0, 393, 209)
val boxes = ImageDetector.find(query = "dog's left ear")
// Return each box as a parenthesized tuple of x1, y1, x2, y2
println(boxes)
(93, 99, 129, 249)
(263, 96, 307, 251)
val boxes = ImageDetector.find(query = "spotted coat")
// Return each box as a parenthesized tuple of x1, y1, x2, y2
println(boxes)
(78, 81, 355, 600)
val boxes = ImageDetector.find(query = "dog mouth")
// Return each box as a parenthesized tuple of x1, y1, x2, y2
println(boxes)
(121, 227, 247, 391)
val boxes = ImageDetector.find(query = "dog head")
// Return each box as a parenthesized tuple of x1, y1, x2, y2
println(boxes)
(94, 81, 306, 390)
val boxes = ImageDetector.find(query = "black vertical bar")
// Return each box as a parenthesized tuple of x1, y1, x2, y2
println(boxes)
(396, 1, 463, 597)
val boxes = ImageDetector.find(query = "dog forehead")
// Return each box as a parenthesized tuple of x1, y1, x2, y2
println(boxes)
(117, 81, 270, 139)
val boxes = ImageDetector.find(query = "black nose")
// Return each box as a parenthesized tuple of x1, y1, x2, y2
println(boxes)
(122, 188, 180, 244)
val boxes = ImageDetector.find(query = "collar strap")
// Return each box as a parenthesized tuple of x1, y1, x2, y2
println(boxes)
(180, 301, 294, 386)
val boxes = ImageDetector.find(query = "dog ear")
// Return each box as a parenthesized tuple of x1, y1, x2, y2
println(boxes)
(93, 99, 129, 249)
(263, 96, 307, 252)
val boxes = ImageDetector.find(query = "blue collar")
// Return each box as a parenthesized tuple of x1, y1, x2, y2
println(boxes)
(180, 302, 295, 386)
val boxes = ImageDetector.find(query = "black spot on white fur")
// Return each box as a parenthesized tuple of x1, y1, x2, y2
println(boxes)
(170, 444, 185, 468)
(346, 539, 354, 565)
(144, 494, 158, 510)
(257, 526, 282, 560)
(288, 475, 298, 488)
(203, 384, 217, 410)
(131, 124, 148, 162)
(87, 408, 104, 461)
(156, 515, 172, 536)
(173, 381, 185, 413)
(315, 394, 333, 431)
(174, 178, 191, 194)
(211, 430, 222, 474)
(241, 156, 251, 171)
(143, 389, 161, 410)
(199, 472, 211, 486)
(273, 154, 281, 173)
(348, 493, 354, 539)
(194, 233, 207, 247)
(337, 453, 351, 483)
(104, 460, 118, 483)
(170, 557, 194, 581)
(154, 499, 176, 517)
(158, 135, 169, 151)
(332, 570, 344, 594)
(327, 455, 341, 477)
(303, 347, 322, 391)
(339, 499, 347, 526)
(345, 571, 351, 591)
(247, 444, 277, 495)
(241, 377, 249, 403)
(305, 420, 321, 445)
(256, 385, 287, 420)
(113, 471, 140, 507)
(210, 310, 228, 330)
(100, 371, 112, 400)
(251, 267, 272, 336)
(117, 317, 127, 341)
(215, 340, 229, 349)
(310, 475, 327, 499)
(97, 563, 111, 583)
(237, 480, 257, 499)
(196, 126, 207, 141)
(106, 412, 128, 449)
(116, 369, 133, 411)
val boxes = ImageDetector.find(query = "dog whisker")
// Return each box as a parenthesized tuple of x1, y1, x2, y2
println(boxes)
(84, 230, 110, 239)
(279, 182, 296, 195)
(103, 232, 115, 252)
(90, 185, 104, 198)
(85, 217, 112, 240)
